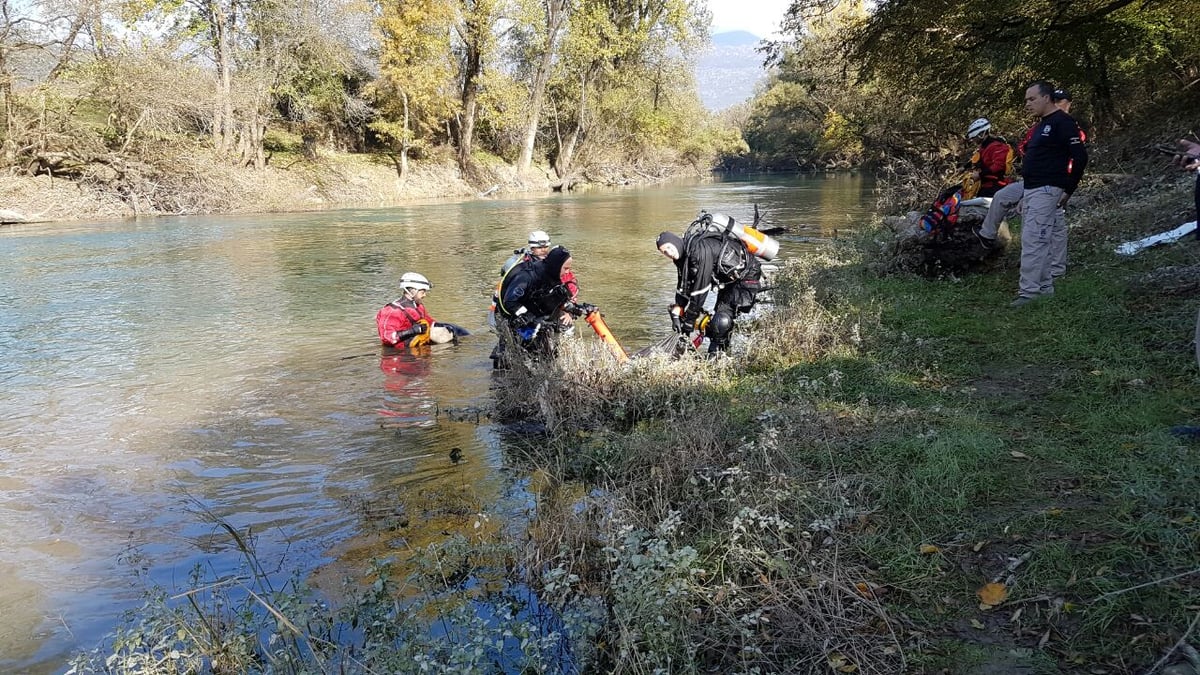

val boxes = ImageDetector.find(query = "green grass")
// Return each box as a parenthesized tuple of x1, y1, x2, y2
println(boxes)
(773, 185, 1200, 671)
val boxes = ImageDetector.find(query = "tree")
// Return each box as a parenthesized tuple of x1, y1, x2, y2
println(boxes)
(778, 0, 1200, 132)
(512, 0, 568, 176)
(549, 0, 707, 179)
(120, 0, 365, 168)
(1, 0, 104, 164)
(451, 0, 503, 173)
(372, 0, 457, 179)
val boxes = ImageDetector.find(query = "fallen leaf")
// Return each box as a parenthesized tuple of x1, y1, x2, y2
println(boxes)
(827, 652, 858, 673)
(970, 618, 986, 630)
(854, 581, 880, 599)
(1009, 450, 1030, 459)
(973, 540, 987, 552)
(919, 544, 941, 555)
(1046, 508, 1063, 517)
(977, 582, 1008, 609)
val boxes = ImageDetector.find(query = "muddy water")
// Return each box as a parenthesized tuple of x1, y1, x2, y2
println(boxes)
(0, 173, 874, 670)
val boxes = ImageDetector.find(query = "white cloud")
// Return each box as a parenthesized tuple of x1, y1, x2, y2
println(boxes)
(708, 0, 792, 38)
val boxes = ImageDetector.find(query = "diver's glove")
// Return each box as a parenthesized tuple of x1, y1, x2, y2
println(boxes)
(395, 320, 429, 343)
(565, 302, 598, 317)
(669, 305, 686, 334)
(509, 308, 536, 329)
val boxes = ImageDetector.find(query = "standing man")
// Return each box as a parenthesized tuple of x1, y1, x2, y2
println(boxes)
(1010, 81, 1088, 307)
(1048, 89, 1086, 279)
(1176, 138, 1200, 239)
(974, 87, 1085, 256)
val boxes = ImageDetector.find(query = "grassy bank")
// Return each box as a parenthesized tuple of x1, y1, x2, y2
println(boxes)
(68, 175, 1198, 674)
(495, 173, 1200, 673)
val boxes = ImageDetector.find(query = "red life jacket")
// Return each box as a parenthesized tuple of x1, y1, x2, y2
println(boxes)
(975, 137, 1014, 195)
(376, 298, 434, 346)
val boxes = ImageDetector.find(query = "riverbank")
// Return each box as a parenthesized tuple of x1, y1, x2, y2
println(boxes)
(0, 148, 700, 224)
(64, 174, 1199, 674)
(498, 173, 1200, 673)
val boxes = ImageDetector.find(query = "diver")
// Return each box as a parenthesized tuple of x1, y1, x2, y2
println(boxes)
(656, 223, 762, 354)
(376, 272, 454, 348)
(492, 246, 577, 366)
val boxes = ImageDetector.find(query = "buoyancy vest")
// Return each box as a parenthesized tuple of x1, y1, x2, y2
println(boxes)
(673, 221, 760, 312)
(963, 137, 1014, 199)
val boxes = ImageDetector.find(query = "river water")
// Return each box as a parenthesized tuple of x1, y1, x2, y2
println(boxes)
(0, 173, 874, 670)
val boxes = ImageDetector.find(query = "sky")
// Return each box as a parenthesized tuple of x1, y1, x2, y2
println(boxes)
(708, 0, 792, 38)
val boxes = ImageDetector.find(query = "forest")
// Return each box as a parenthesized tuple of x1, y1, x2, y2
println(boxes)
(2, 0, 1199, 214)
(1, 0, 744, 214)
(740, 0, 1200, 172)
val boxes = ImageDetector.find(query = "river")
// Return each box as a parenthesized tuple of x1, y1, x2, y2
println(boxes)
(0, 173, 874, 671)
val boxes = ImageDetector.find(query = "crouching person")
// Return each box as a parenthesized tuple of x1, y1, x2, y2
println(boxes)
(492, 246, 576, 367)
(656, 230, 761, 354)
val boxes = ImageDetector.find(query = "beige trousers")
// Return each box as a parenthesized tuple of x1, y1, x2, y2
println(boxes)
(978, 180, 1024, 239)
(1018, 186, 1065, 299)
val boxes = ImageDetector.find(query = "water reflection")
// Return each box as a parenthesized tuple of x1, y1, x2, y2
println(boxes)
(0, 173, 874, 671)
(379, 351, 437, 428)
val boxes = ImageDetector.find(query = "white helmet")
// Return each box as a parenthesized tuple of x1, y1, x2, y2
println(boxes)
(528, 230, 551, 247)
(399, 272, 431, 292)
(966, 118, 992, 140)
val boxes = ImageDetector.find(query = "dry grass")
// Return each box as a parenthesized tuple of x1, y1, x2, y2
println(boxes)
(0, 174, 133, 221)
(745, 256, 873, 370)
(491, 276, 903, 673)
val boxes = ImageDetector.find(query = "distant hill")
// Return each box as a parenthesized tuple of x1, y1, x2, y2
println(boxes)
(696, 31, 769, 111)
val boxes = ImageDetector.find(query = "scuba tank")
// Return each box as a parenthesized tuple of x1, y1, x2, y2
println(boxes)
(688, 211, 780, 261)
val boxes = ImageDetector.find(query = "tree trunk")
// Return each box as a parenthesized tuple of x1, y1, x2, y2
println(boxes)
(207, 1, 235, 154)
(239, 115, 266, 168)
(554, 68, 594, 178)
(516, 0, 567, 176)
(47, 9, 91, 81)
(399, 92, 410, 182)
(1, 47, 13, 165)
(457, 41, 481, 171)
